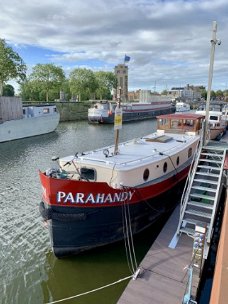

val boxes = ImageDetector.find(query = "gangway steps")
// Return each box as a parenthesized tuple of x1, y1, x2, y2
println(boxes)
(197, 165, 220, 171)
(181, 217, 210, 227)
(187, 201, 214, 209)
(190, 193, 215, 201)
(195, 171, 219, 178)
(185, 209, 212, 218)
(193, 179, 218, 185)
(175, 145, 226, 259)
(191, 185, 217, 192)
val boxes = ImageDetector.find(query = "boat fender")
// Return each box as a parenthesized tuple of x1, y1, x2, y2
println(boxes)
(39, 201, 52, 220)
(39, 201, 87, 222)
(51, 212, 87, 222)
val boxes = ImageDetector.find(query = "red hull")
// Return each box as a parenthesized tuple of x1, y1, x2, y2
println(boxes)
(39, 165, 190, 208)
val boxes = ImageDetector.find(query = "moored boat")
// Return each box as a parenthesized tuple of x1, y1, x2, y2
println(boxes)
(195, 109, 227, 140)
(175, 102, 191, 112)
(88, 99, 175, 123)
(0, 97, 60, 143)
(39, 113, 204, 257)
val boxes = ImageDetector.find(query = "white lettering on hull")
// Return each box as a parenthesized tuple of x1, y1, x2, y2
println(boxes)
(56, 191, 134, 204)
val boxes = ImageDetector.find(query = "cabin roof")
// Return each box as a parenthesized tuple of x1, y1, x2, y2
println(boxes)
(157, 113, 204, 120)
(61, 131, 200, 171)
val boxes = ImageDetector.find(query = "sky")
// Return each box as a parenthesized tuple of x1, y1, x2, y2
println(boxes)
(1, 0, 228, 93)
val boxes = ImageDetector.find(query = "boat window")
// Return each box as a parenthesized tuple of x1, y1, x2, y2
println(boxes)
(43, 108, 50, 114)
(171, 120, 179, 128)
(183, 119, 193, 127)
(96, 103, 109, 110)
(159, 118, 168, 126)
(80, 168, 96, 181)
(163, 162, 168, 173)
(143, 168, 150, 181)
(176, 156, 180, 166)
(209, 115, 219, 121)
(188, 147, 192, 158)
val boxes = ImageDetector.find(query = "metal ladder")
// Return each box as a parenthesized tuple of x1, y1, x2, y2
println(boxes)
(176, 146, 226, 259)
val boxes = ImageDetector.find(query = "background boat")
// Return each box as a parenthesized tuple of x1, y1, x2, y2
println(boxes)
(88, 98, 175, 123)
(195, 108, 227, 140)
(0, 97, 60, 142)
(175, 101, 191, 112)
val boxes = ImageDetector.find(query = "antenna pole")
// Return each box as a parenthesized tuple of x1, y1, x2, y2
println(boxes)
(204, 21, 219, 145)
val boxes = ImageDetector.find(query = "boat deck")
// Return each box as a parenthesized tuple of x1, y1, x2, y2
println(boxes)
(117, 205, 199, 304)
(61, 132, 198, 168)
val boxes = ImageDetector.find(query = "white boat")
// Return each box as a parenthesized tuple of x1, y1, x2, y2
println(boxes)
(88, 99, 175, 123)
(0, 97, 60, 143)
(39, 112, 204, 257)
(175, 102, 191, 112)
(195, 109, 226, 140)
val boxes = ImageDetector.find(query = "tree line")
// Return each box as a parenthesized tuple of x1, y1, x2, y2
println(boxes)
(0, 39, 117, 101)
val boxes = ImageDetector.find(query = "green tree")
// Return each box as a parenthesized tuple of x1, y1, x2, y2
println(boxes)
(20, 80, 40, 101)
(69, 68, 98, 101)
(28, 64, 65, 101)
(3, 84, 15, 96)
(215, 90, 224, 99)
(60, 79, 71, 101)
(210, 90, 216, 100)
(201, 88, 207, 100)
(0, 39, 26, 96)
(94, 71, 117, 100)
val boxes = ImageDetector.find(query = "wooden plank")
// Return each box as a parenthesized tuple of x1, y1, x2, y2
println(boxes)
(0, 97, 23, 121)
(117, 205, 199, 304)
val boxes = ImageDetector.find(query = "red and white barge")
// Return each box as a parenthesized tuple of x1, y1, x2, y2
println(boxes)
(39, 113, 204, 257)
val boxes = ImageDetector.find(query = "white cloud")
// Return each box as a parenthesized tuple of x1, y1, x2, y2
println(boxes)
(0, 0, 228, 91)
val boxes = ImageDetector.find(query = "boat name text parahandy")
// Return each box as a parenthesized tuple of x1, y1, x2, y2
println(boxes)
(56, 191, 134, 204)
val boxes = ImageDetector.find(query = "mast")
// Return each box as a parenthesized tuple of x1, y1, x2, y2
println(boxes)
(204, 21, 220, 145)
(114, 87, 122, 155)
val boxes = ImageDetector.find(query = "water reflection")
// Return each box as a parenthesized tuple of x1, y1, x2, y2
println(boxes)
(42, 212, 169, 304)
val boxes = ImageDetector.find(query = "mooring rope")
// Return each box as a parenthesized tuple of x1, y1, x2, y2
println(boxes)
(121, 186, 138, 274)
(45, 274, 133, 304)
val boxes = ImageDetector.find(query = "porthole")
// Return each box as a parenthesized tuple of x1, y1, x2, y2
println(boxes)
(176, 156, 180, 166)
(188, 147, 192, 158)
(163, 162, 168, 173)
(143, 168, 150, 181)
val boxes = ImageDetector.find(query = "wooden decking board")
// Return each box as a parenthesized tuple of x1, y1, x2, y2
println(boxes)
(117, 205, 199, 304)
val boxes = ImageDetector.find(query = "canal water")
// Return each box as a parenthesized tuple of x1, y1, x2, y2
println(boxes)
(0, 119, 173, 304)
